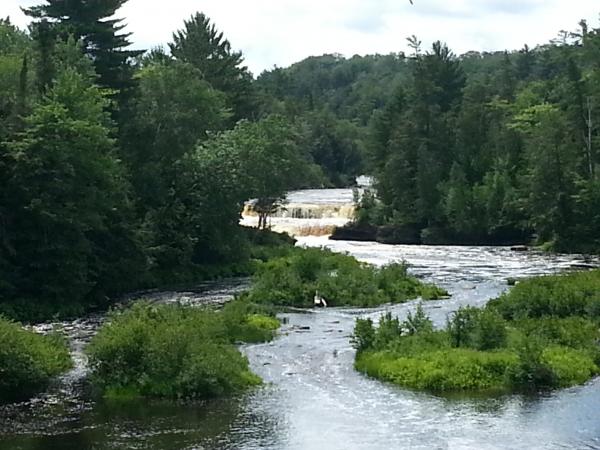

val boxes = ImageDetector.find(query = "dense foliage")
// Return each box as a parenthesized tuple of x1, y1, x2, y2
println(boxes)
(0, 317, 72, 402)
(354, 271, 600, 393)
(353, 25, 600, 250)
(87, 301, 279, 399)
(243, 247, 447, 307)
(0, 9, 319, 321)
(2, 2, 600, 324)
(257, 19, 600, 249)
(256, 53, 412, 186)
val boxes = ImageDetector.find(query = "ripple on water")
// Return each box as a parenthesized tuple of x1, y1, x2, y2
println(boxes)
(1, 234, 599, 449)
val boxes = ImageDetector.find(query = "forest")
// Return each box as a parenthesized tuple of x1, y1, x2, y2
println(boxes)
(1, 0, 600, 321)
(0, 4, 329, 320)
(262, 29, 600, 251)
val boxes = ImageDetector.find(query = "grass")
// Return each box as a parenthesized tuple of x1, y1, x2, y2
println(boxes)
(353, 270, 600, 394)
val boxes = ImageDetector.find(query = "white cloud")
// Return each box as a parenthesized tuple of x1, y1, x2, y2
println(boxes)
(2, 0, 599, 75)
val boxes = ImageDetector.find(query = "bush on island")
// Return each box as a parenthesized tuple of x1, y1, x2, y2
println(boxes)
(244, 247, 447, 307)
(87, 301, 279, 400)
(0, 317, 72, 402)
(354, 270, 600, 394)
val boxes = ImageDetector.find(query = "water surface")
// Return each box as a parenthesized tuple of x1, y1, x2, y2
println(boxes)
(1, 189, 599, 450)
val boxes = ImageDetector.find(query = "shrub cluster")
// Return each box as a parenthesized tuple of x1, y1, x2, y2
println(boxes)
(354, 270, 600, 394)
(244, 247, 447, 307)
(488, 270, 600, 320)
(87, 300, 279, 400)
(0, 317, 72, 402)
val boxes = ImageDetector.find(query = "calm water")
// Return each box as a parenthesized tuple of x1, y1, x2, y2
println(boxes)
(1, 190, 599, 450)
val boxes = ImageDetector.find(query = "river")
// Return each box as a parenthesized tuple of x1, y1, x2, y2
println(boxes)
(1, 188, 599, 450)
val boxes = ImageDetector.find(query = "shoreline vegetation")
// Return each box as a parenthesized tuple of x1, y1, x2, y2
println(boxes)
(242, 246, 449, 307)
(354, 270, 600, 394)
(330, 220, 532, 247)
(1, 231, 449, 403)
(83, 241, 448, 400)
(0, 317, 72, 402)
(87, 301, 279, 400)
(0, 228, 296, 324)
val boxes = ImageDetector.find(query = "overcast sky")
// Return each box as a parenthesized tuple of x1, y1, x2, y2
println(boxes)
(3, 1, 599, 75)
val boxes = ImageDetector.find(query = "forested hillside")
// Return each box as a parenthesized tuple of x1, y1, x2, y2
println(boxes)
(263, 23, 600, 251)
(256, 53, 412, 185)
(365, 28, 600, 251)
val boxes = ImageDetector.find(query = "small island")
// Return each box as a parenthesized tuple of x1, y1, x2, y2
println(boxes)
(354, 270, 600, 393)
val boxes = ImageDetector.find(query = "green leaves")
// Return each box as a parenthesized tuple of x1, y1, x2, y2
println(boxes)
(87, 302, 275, 399)
(244, 246, 444, 307)
(0, 317, 72, 402)
(2, 67, 141, 304)
(356, 270, 600, 393)
(170, 12, 256, 122)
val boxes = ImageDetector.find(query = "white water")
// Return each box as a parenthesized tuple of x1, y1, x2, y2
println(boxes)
(241, 188, 356, 236)
(2, 187, 599, 450)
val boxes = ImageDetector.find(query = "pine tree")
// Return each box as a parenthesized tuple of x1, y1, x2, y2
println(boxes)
(170, 13, 256, 122)
(24, 0, 142, 94)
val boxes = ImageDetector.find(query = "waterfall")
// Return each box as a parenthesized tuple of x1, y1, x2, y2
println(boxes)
(241, 188, 357, 237)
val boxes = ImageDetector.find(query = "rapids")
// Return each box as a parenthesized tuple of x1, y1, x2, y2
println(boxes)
(1, 188, 599, 450)
(241, 188, 357, 236)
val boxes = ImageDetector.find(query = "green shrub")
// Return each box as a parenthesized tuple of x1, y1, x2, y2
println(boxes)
(489, 270, 600, 320)
(512, 317, 599, 353)
(542, 346, 599, 387)
(352, 317, 376, 353)
(245, 247, 448, 307)
(387, 330, 451, 357)
(472, 309, 508, 350)
(447, 307, 507, 350)
(221, 299, 280, 343)
(354, 270, 600, 394)
(373, 312, 403, 349)
(505, 337, 558, 391)
(403, 303, 434, 336)
(419, 283, 450, 300)
(0, 317, 72, 402)
(87, 302, 278, 400)
(356, 349, 517, 392)
(247, 314, 280, 331)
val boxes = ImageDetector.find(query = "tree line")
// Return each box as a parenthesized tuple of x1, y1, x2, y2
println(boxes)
(1, 2, 599, 317)
(364, 26, 600, 250)
(259, 22, 600, 251)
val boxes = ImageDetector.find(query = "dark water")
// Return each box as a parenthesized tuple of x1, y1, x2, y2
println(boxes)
(1, 240, 599, 449)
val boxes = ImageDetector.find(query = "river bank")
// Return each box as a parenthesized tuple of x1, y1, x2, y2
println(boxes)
(0, 228, 294, 323)
(2, 236, 599, 449)
(330, 221, 533, 247)
(2, 186, 600, 449)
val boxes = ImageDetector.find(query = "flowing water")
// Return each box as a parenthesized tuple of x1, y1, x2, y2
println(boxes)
(1, 189, 599, 450)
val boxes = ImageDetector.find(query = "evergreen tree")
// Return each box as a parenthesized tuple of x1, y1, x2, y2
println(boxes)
(24, 0, 142, 94)
(170, 12, 256, 122)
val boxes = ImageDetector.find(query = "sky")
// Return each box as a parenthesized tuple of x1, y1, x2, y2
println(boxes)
(2, 0, 599, 75)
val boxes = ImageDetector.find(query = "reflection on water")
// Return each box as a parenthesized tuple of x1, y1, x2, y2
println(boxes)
(2, 188, 600, 449)
(0, 394, 272, 450)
